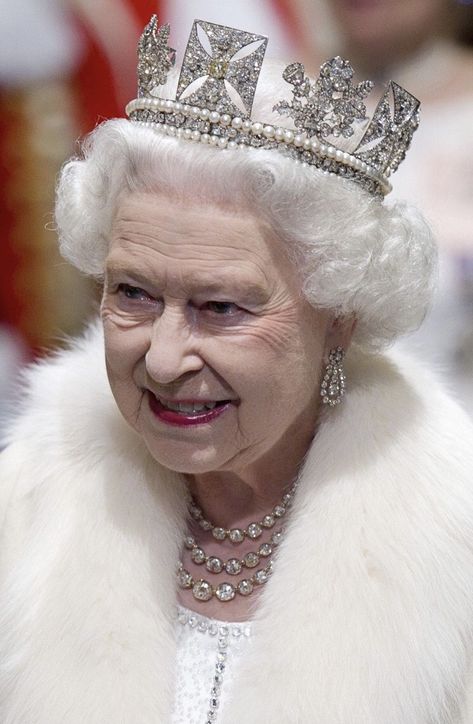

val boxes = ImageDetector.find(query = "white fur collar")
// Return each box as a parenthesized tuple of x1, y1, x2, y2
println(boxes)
(1, 322, 473, 723)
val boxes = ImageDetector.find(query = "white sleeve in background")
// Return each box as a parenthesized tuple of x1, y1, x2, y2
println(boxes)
(0, 0, 84, 86)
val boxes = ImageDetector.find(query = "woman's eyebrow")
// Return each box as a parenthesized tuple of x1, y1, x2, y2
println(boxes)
(104, 261, 270, 301)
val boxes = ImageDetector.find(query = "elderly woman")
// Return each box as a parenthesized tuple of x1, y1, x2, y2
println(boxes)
(1, 16, 473, 724)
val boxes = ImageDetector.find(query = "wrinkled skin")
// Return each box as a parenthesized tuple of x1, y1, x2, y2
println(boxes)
(101, 192, 354, 619)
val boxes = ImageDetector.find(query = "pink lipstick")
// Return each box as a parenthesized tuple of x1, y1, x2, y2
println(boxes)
(148, 392, 231, 427)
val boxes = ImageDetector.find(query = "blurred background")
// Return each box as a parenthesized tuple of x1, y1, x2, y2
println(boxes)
(1, 0, 472, 426)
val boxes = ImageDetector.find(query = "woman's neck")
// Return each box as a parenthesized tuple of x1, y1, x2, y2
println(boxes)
(185, 426, 314, 530)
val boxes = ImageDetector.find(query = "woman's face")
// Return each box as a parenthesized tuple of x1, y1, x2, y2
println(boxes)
(101, 192, 345, 475)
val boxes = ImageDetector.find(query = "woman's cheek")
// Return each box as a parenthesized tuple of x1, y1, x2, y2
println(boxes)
(101, 299, 154, 329)
(103, 321, 150, 380)
(228, 318, 303, 357)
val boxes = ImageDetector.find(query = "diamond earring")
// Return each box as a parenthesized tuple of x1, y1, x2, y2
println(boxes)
(320, 347, 346, 407)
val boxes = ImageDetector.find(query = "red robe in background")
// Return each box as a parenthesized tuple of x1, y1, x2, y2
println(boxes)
(0, 1, 159, 350)
(75, 0, 160, 133)
(0, 0, 301, 351)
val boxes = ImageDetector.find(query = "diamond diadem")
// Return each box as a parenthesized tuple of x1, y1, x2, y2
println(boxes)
(128, 16, 421, 197)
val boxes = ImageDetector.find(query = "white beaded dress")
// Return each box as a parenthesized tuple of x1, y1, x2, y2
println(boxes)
(172, 607, 252, 724)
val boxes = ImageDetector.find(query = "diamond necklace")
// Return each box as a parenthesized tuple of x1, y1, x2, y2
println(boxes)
(188, 480, 298, 543)
(178, 482, 298, 603)
(184, 529, 284, 575)
(178, 560, 274, 602)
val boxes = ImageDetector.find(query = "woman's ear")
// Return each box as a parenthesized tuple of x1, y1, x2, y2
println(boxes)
(325, 314, 357, 356)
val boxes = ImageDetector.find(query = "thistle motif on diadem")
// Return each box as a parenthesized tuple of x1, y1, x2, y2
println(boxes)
(137, 15, 176, 96)
(275, 57, 373, 141)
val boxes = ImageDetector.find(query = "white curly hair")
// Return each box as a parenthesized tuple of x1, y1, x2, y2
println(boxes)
(55, 65, 436, 350)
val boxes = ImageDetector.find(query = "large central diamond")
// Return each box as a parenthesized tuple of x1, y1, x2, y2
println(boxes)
(209, 57, 229, 80)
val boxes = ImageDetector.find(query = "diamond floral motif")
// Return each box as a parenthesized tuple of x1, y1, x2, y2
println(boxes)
(275, 57, 373, 142)
(137, 15, 176, 96)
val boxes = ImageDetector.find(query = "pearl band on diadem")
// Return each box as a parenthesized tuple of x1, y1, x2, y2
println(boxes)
(126, 16, 421, 198)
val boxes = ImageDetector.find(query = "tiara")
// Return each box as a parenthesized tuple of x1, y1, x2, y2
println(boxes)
(125, 16, 420, 198)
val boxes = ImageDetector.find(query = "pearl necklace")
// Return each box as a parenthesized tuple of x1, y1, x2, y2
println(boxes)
(178, 482, 297, 603)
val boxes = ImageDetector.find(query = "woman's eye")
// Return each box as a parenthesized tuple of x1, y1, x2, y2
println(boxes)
(117, 283, 154, 302)
(204, 301, 240, 315)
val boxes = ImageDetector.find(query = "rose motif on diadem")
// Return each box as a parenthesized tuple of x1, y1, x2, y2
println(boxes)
(275, 57, 373, 141)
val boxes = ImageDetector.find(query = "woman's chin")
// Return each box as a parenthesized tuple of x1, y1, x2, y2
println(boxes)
(142, 437, 230, 475)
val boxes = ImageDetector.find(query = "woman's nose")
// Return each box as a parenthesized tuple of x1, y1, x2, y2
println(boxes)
(145, 307, 203, 385)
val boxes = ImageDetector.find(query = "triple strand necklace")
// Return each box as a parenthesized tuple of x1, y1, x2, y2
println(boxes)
(177, 480, 298, 603)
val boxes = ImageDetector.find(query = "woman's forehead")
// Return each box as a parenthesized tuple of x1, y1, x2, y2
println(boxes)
(110, 192, 284, 263)
(107, 192, 297, 294)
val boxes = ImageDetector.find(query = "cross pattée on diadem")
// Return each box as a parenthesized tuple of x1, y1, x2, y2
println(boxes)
(176, 20, 268, 117)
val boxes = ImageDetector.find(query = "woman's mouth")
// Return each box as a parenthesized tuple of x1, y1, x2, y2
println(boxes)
(148, 392, 232, 426)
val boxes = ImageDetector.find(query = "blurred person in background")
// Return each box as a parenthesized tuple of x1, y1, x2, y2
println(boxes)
(0, 0, 88, 353)
(296, 0, 473, 414)
(0, 0, 302, 364)
(0, 0, 154, 355)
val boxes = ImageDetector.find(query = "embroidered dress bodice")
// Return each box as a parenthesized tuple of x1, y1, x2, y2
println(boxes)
(172, 607, 253, 724)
